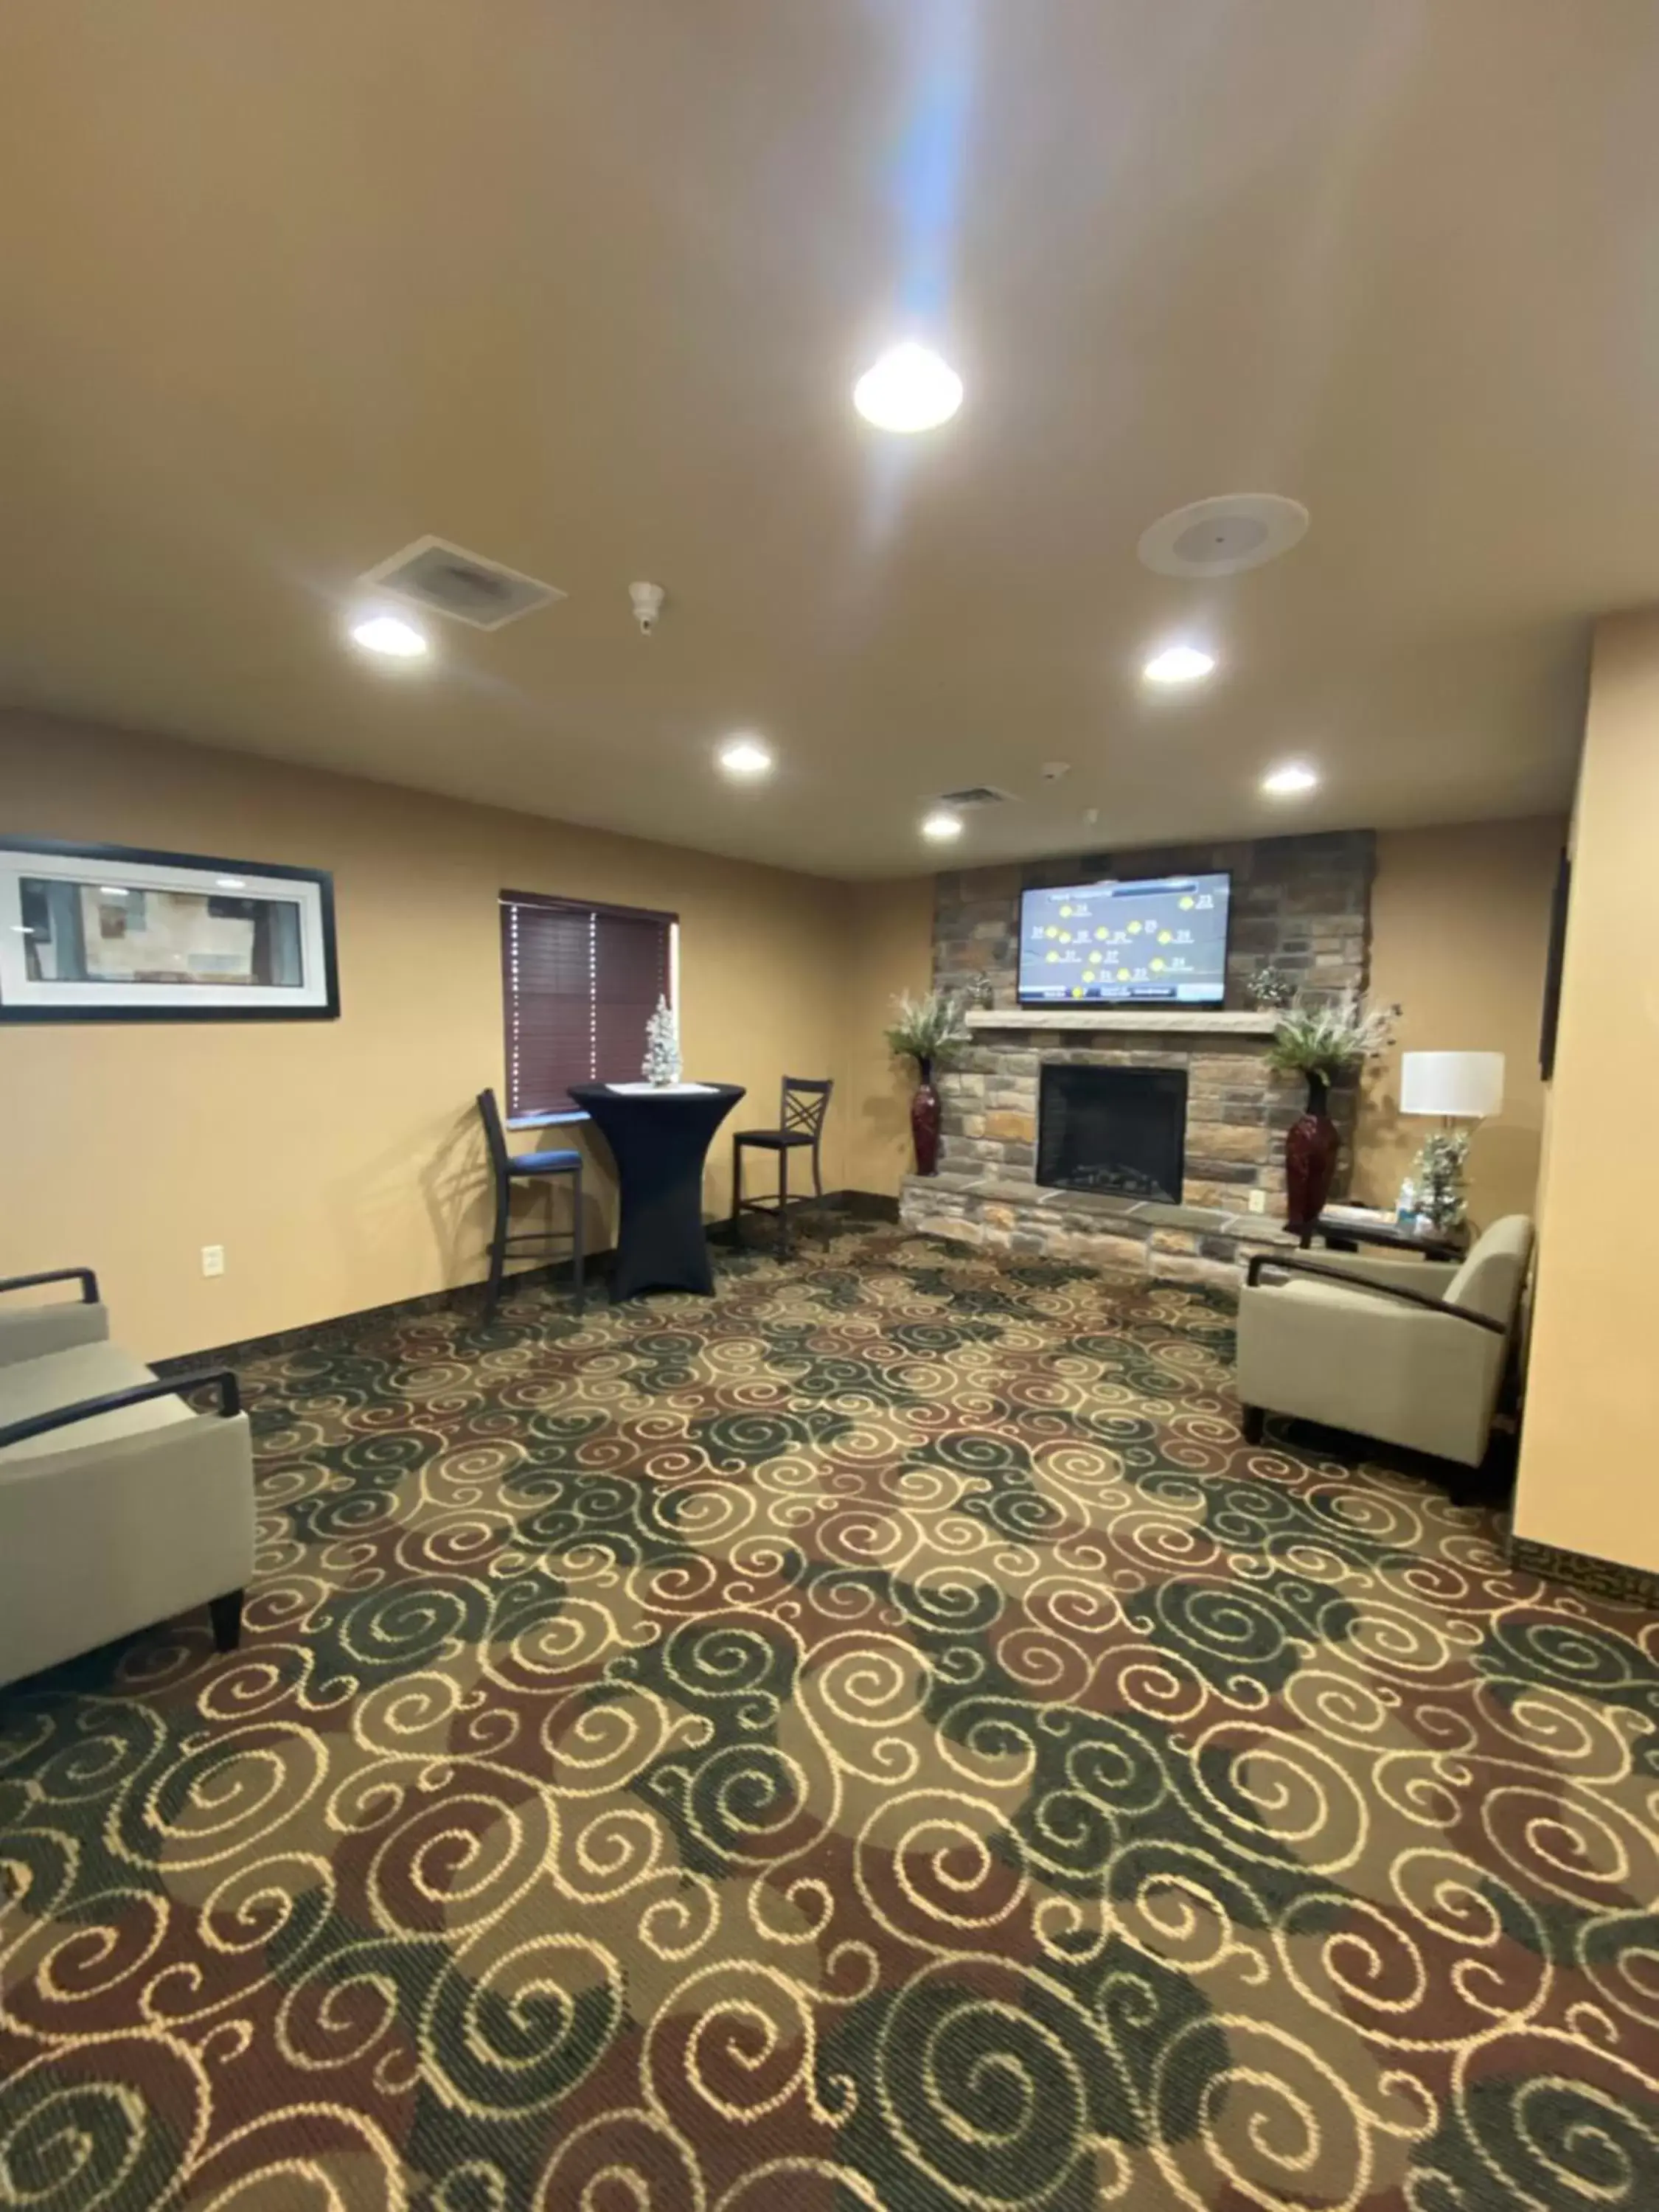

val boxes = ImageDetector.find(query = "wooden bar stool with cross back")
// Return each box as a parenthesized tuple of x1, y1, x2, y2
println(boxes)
(729, 1077, 833, 1256)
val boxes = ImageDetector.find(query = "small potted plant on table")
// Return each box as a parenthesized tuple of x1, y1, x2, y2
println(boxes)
(885, 988, 971, 1177)
(1267, 991, 1399, 1231)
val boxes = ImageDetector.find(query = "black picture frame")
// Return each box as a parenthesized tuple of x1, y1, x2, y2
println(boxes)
(1537, 848, 1571, 1081)
(0, 836, 340, 1023)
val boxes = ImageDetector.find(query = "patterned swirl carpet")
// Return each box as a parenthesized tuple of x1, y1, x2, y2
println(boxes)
(4, 1224, 1658, 2211)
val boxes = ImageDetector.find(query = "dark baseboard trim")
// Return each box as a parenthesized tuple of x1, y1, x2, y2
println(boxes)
(711, 1190, 901, 1247)
(834, 1189, 902, 1223)
(1509, 1534, 1659, 1609)
(152, 1198, 908, 1375)
(153, 1255, 606, 1377)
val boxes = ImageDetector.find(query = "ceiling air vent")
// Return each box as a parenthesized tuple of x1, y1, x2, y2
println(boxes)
(935, 785, 1015, 808)
(359, 535, 566, 631)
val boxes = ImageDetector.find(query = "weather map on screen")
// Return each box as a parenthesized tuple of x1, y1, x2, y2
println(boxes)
(1017, 872, 1231, 1006)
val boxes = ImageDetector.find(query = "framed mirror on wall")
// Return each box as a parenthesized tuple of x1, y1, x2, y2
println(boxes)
(0, 838, 339, 1022)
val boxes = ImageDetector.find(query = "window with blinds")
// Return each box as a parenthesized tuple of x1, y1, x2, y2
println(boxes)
(500, 891, 677, 1115)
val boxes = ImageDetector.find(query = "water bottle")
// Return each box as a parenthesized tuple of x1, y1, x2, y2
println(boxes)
(1396, 1176, 1416, 1225)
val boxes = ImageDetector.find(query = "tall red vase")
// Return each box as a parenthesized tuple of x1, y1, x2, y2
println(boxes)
(1284, 1073, 1339, 1231)
(910, 1057, 942, 1177)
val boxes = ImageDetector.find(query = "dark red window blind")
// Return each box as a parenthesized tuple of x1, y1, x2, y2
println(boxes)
(500, 891, 675, 1115)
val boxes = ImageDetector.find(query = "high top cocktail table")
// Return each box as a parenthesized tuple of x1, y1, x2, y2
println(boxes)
(571, 1082, 745, 1299)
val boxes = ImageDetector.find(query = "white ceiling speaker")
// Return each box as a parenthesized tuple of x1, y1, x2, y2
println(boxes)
(1137, 494, 1310, 578)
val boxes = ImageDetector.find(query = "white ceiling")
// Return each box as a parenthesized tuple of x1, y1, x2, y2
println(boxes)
(4, 0, 1649, 876)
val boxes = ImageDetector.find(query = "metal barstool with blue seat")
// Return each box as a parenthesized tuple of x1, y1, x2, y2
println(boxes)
(476, 1088, 584, 1319)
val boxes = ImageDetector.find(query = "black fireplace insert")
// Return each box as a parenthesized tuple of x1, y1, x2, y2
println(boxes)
(1037, 1063, 1187, 1203)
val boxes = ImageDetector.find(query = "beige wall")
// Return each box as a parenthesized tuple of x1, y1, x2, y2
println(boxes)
(1, 713, 866, 1357)
(1514, 611, 1659, 1573)
(840, 877, 937, 1197)
(1355, 817, 1565, 1225)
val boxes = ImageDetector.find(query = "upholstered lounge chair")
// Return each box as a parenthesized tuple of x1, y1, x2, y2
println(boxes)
(0, 1269, 254, 1686)
(1236, 1214, 1534, 1468)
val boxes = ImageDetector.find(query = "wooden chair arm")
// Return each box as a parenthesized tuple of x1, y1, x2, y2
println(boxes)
(1244, 1252, 1505, 1335)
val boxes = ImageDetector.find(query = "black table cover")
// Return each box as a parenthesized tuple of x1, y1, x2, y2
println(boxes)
(571, 1082, 745, 1299)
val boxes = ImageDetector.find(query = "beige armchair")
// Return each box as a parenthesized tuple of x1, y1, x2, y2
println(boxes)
(0, 1269, 255, 1686)
(1236, 1216, 1534, 1468)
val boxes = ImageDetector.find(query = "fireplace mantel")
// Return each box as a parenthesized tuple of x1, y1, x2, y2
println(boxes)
(965, 1007, 1277, 1036)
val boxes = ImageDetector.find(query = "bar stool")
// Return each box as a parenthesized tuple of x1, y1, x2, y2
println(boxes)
(476, 1089, 584, 1318)
(731, 1076, 833, 1255)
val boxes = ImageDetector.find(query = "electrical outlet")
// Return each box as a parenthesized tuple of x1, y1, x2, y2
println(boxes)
(1248, 1189, 1267, 1215)
(201, 1245, 225, 1277)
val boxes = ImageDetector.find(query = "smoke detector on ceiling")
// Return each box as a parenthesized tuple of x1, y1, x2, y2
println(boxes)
(359, 535, 566, 630)
(1137, 494, 1309, 578)
(629, 581, 664, 637)
(933, 784, 1016, 809)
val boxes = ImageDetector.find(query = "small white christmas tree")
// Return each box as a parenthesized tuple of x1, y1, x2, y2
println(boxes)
(642, 995, 681, 1085)
(1413, 1129, 1470, 1231)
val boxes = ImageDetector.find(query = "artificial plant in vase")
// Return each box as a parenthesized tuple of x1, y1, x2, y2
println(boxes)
(884, 988, 971, 1176)
(1267, 991, 1400, 1230)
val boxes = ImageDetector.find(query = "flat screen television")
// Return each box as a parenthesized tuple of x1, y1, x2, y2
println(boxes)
(1017, 872, 1231, 1007)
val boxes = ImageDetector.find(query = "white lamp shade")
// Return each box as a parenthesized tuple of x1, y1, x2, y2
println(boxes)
(1399, 1050, 1505, 1119)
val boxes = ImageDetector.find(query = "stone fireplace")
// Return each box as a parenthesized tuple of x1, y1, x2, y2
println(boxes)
(898, 830, 1375, 1286)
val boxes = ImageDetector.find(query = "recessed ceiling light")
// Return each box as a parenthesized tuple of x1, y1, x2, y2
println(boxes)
(1142, 644, 1217, 686)
(99, 886, 128, 897)
(853, 344, 964, 434)
(718, 734, 773, 779)
(350, 612, 429, 660)
(921, 809, 964, 841)
(1262, 761, 1319, 796)
(216, 876, 247, 890)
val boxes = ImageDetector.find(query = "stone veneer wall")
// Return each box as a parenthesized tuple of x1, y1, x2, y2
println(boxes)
(922, 830, 1376, 1230)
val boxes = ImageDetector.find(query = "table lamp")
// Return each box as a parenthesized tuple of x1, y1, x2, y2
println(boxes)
(1399, 1051, 1504, 1231)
